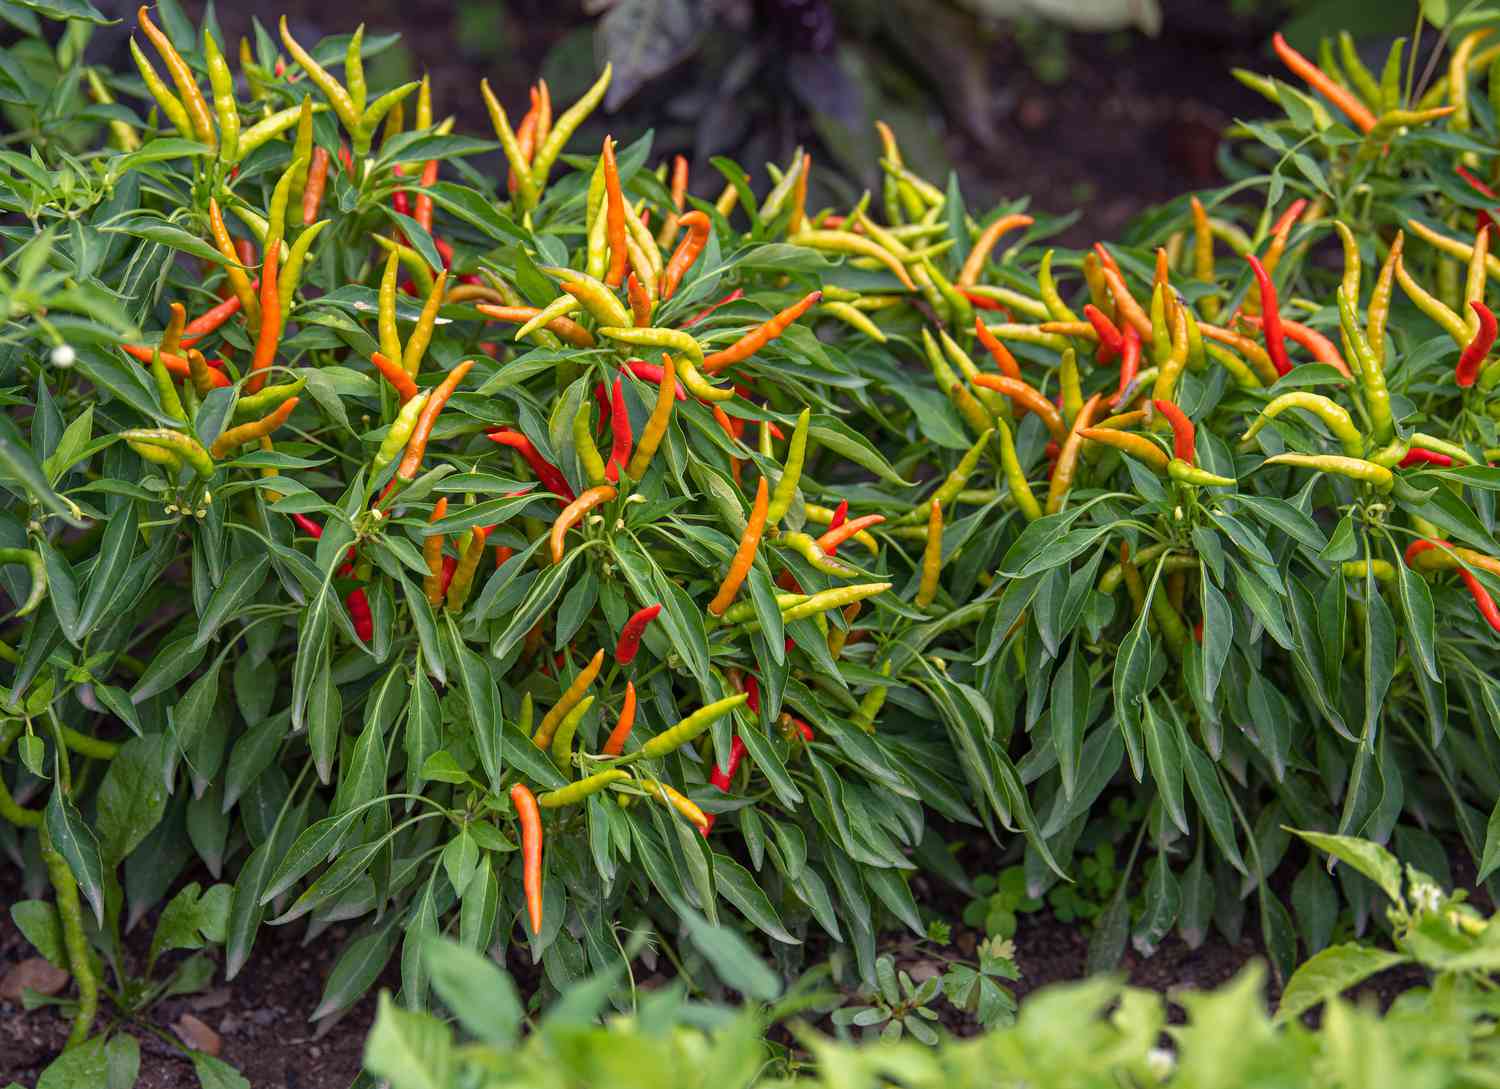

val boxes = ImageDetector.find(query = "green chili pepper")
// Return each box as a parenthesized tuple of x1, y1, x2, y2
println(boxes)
(766, 407, 810, 524)
(1168, 459, 1235, 487)
(238, 102, 316, 161)
(345, 24, 367, 116)
(1037, 249, 1079, 324)
(531, 65, 613, 191)
(203, 29, 238, 163)
(851, 660, 892, 733)
(780, 582, 891, 623)
(1241, 391, 1365, 458)
(372, 235, 436, 297)
(129, 39, 193, 139)
(150, 349, 187, 423)
(120, 428, 214, 479)
(639, 693, 748, 759)
(550, 693, 595, 766)
(373, 391, 430, 474)
(1336, 286, 1393, 444)
(0, 549, 46, 617)
(544, 267, 631, 327)
(402, 271, 449, 376)
(574, 399, 608, 485)
(938, 330, 1007, 418)
(718, 591, 810, 626)
(514, 295, 583, 342)
(539, 769, 630, 807)
(279, 221, 328, 313)
(781, 531, 857, 577)
(235, 377, 306, 421)
(279, 16, 360, 135)
(1264, 452, 1394, 491)
(1381, 38, 1407, 112)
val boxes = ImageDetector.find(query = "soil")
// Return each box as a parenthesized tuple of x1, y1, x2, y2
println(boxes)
(0, 3, 1414, 1086)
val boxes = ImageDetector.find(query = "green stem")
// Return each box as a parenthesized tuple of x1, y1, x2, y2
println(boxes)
(0, 721, 42, 828)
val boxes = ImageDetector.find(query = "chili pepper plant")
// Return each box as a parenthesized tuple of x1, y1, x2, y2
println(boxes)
(10, 0, 1500, 1069)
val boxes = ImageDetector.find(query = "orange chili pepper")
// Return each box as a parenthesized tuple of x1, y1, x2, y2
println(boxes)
(247, 242, 281, 394)
(1101, 265, 1152, 339)
(702, 291, 823, 374)
(816, 514, 884, 555)
(1046, 393, 1103, 515)
(712, 405, 742, 486)
(603, 136, 628, 287)
(661, 210, 711, 300)
(708, 477, 770, 615)
(549, 485, 616, 564)
(510, 783, 544, 935)
(474, 303, 596, 348)
(626, 272, 652, 326)
(602, 680, 638, 756)
(1084, 303, 1125, 363)
(181, 294, 243, 346)
(371, 351, 418, 403)
(972, 374, 1067, 440)
(1272, 32, 1377, 133)
(422, 498, 449, 606)
(958, 213, 1034, 286)
(1112, 326, 1142, 408)
(974, 318, 1023, 379)
(1238, 315, 1351, 377)
(415, 157, 439, 234)
(392, 360, 474, 485)
(302, 146, 330, 225)
(1152, 399, 1195, 464)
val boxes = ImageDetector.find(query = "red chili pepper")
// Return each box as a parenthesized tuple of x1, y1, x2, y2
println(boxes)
(1152, 399, 1196, 464)
(828, 499, 849, 533)
(440, 554, 457, 597)
(959, 288, 1007, 313)
(594, 381, 611, 427)
(337, 142, 353, 173)
(606, 377, 632, 483)
(494, 544, 514, 568)
(744, 674, 761, 713)
(1458, 164, 1497, 198)
(346, 587, 373, 642)
(1238, 315, 1351, 377)
(1111, 326, 1142, 407)
(683, 288, 744, 328)
(1461, 569, 1500, 632)
(709, 736, 746, 792)
(392, 163, 410, 217)
(1192, 618, 1204, 644)
(1246, 255, 1292, 377)
(487, 428, 576, 503)
(614, 603, 661, 664)
(1083, 303, 1124, 364)
(1401, 447, 1455, 468)
(415, 158, 438, 234)
(623, 360, 687, 400)
(1457, 301, 1496, 387)
(434, 237, 454, 271)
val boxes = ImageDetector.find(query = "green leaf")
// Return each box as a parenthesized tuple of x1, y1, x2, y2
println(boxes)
(423, 938, 523, 1047)
(1289, 828, 1404, 904)
(45, 790, 105, 926)
(363, 992, 454, 1089)
(94, 736, 168, 866)
(1275, 943, 1410, 1022)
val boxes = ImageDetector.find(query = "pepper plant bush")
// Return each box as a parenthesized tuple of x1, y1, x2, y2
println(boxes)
(9, 0, 1500, 1068)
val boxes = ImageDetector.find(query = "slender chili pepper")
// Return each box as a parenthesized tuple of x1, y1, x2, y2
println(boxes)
(1458, 301, 1497, 387)
(1461, 569, 1500, 632)
(708, 478, 769, 615)
(817, 515, 884, 555)
(489, 429, 574, 502)
(402, 271, 448, 376)
(529, 65, 612, 193)
(599, 136, 629, 287)
(1099, 265, 1152, 340)
(1264, 452, 1394, 490)
(988, 418, 1039, 521)
(550, 694, 595, 766)
(475, 303, 596, 347)
(534, 649, 605, 750)
(1168, 459, 1235, 487)
(958, 213, 1034, 286)
(915, 500, 943, 608)
(1149, 399, 1195, 464)
(180, 293, 243, 350)
(1109, 325, 1142, 408)
(1243, 254, 1292, 376)
(1241, 391, 1364, 458)
(208, 198, 259, 327)
(781, 531, 856, 577)
(1272, 32, 1377, 132)
(626, 273, 652, 327)
(1402, 448, 1454, 468)
(615, 604, 661, 665)
(245, 242, 281, 396)
(766, 408, 810, 523)
(1081, 427, 1169, 471)
(972, 374, 1065, 440)
(129, 38, 192, 138)
(383, 359, 472, 494)
(120, 429, 214, 478)
(0, 549, 46, 617)
(639, 694, 748, 759)
(185, 350, 217, 399)
(660, 211, 711, 300)
(509, 783, 544, 934)
(571, 398, 608, 488)
(1239, 315, 1351, 377)
(446, 524, 491, 611)
(974, 319, 1023, 380)
(211, 398, 298, 459)
(370, 351, 418, 404)
(149, 348, 186, 423)
(701, 292, 823, 374)
(599, 681, 639, 758)
(374, 391, 430, 476)
(791, 229, 916, 288)
(709, 737, 747, 793)
(414, 157, 439, 234)
(300, 147, 331, 225)
(539, 770, 629, 808)
(546, 268, 632, 327)
(549, 485, 615, 564)
(1083, 303, 1125, 363)
(604, 377, 633, 482)
(279, 15, 360, 137)
(1198, 322, 1278, 386)
(1046, 393, 1102, 515)
(1396, 251, 1470, 346)
(138, 6, 215, 149)
(421, 498, 448, 605)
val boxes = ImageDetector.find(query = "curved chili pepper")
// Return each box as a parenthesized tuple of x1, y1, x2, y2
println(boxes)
(488, 429, 574, 502)
(972, 373, 1066, 439)
(1401, 447, 1455, 468)
(661, 211, 712, 300)
(302, 146, 330, 225)
(247, 242, 281, 395)
(1239, 315, 1351, 377)
(533, 648, 604, 753)
(605, 377, 633, 482)
(1457, 300, 1496, 387)
(445, 524, 491, 612)
(1152, 399, 1195, 464)
(371, 351, 418, 403)
(1272, 32, 1377, 133)
(625, 355, 678, 478)
(1461, 569, 1500, 632)
(549, 485, 615, 564)
(475, 303, 596, 348)
(1083, 303, 1124, 364)
(640, 694, 748, 759)
(626, 272, 652, 326)
(708, 478, 770, 616)
(958, 213, 1034, 287)
(915, 500, 943, 608)
(601, 136, 628, 287)
(615, 604, 661, 665)
(1264, 452, 1394, 491)
(599, 680, 638, 758)
(414, 157, 439, 234)
(210, 398, 298, 459)
(391, 359, 473, 485)
(683, 288, 744, 328)
(510, 783, 544, 935)
(1080, 427, 1169, 472)
(1245, 255, 1292, 377)
(138, 6, 215, 148)
(701, 291, 823, 374)
(766, 407, 810, 524)
(973, 318, 1023, 380)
